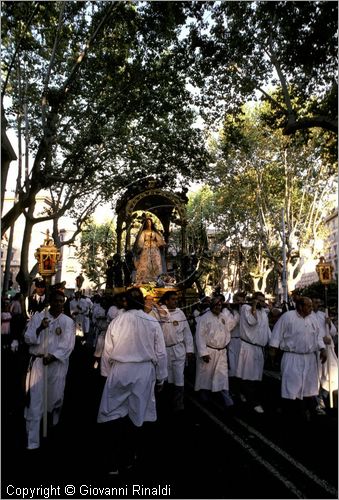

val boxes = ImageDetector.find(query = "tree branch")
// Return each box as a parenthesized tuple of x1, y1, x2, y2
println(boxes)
(1, 2, 40, 99)
(60, 2, 117, 96)
(42, 2, 65, 128)
(283, 116, 338, 135)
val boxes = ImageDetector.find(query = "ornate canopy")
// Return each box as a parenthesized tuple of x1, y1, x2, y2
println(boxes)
(115, 178, 188, 256)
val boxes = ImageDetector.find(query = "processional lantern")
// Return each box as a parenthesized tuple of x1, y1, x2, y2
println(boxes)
(316, 256, 333, 286)
(315, 258, 335, 409)
(34, 229, 61, 285)
(34, 229, 61, 440)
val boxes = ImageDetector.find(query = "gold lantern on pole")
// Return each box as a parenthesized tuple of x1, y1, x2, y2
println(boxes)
(34, 229, 61, 287)
(316, 256, 334, 287)
(34, 229, 61, 439)
(315, 256, 335, 408)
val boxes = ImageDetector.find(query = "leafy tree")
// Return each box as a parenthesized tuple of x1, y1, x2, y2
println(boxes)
(190, 103, 337, 294)
(294, 281, 338, 313)
(1, 1, 208, 234)
(185, 1, 337, 135)
(3, 1, 336, 297)
(1, 1, 209, 292)
(186, 185, 214, 254)
(76, 220, 116, 289)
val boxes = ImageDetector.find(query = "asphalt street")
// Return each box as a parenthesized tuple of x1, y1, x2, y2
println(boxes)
(1, 340, 338, 499)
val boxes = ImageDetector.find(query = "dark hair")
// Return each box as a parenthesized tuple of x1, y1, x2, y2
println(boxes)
(295, 296, 312, 309)
(141, 216, 159, 233)
(210, 296, 223, 308)
(125, 288, 144, 310)
(49, 289, 65, 301)
(159, 290, 178, 304)
(114, 292, 127, 308)
(51, 281, 66, 292)
(34, 278, 46, 288)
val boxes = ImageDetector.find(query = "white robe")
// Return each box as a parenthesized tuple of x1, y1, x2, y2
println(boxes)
(100, 309, 125, 374)
(24, 311, 75, 448)
(195, 310, 237, 392)
(92, 304, 109, 357)
(312, 311, 338, 393)
(70, 298, 90, 336)
(236, 305, 271, 381)
(97, 309, 167, 426)
(107, 305, 119, 322)
(226, 310, 241, 377)
(160, 306, 194, 386)
(270, 310, 325, 399)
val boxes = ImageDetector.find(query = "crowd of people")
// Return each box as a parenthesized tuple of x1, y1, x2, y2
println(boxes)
(1, 279, 338, 475)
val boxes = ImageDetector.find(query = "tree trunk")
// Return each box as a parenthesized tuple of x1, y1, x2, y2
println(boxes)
(252, 276, 260, 292)
(1, 187, 39, 237)
(15, 204, 36, 297)
(260, 267, 273, 294)
(286, 257, 305, 292)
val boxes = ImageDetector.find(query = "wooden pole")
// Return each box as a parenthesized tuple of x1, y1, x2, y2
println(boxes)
(42, 305, 49, 438)
(324, 285, 333, 408)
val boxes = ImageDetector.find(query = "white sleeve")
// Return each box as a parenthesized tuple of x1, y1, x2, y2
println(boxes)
(223, 309, 238, 331)
(329, 321, 337, 337)
(269, 315, 285, 348)
(100, 322, 115, 377)
(154, 323, 168, 381)
(195, 317, 209, 357)
(24, 313, 43, 346)
(243, 305, 258, 326)
(183, 320, 194, 353)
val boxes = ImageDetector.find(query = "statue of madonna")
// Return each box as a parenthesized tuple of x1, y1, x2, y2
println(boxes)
(133, 216, 166, 284)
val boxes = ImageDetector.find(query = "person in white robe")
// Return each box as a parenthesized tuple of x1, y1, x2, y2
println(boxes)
(144, 294, 169, 324)
(97, 288, 167, 473)
(236, 292, 271, 413)
(106, 292, 127, 323)
(92, 297, 109, 367)
(225, 292, 246, 402)
(70, 291, 90, 339)
(159, 290, 194, 411)
(311, 297, 337, 413)
(195, 296, 237, 408)
(99, 300, 126, 376)
(269, 296, 327, 420)
(24, 290, 75, 450)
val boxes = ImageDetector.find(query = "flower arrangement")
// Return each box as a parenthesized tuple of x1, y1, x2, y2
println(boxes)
(139, 283, 157, 296)
(156, 273, 177, 287)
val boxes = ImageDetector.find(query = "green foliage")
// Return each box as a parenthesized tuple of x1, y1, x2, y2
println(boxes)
(186, 186, 214, 253)
(185, 1, 337, 135)
(295, 281, 338, 312)
(188, 102, 337, 294)
(76, 220, 116, 288)
(1, 1, 209, 235)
